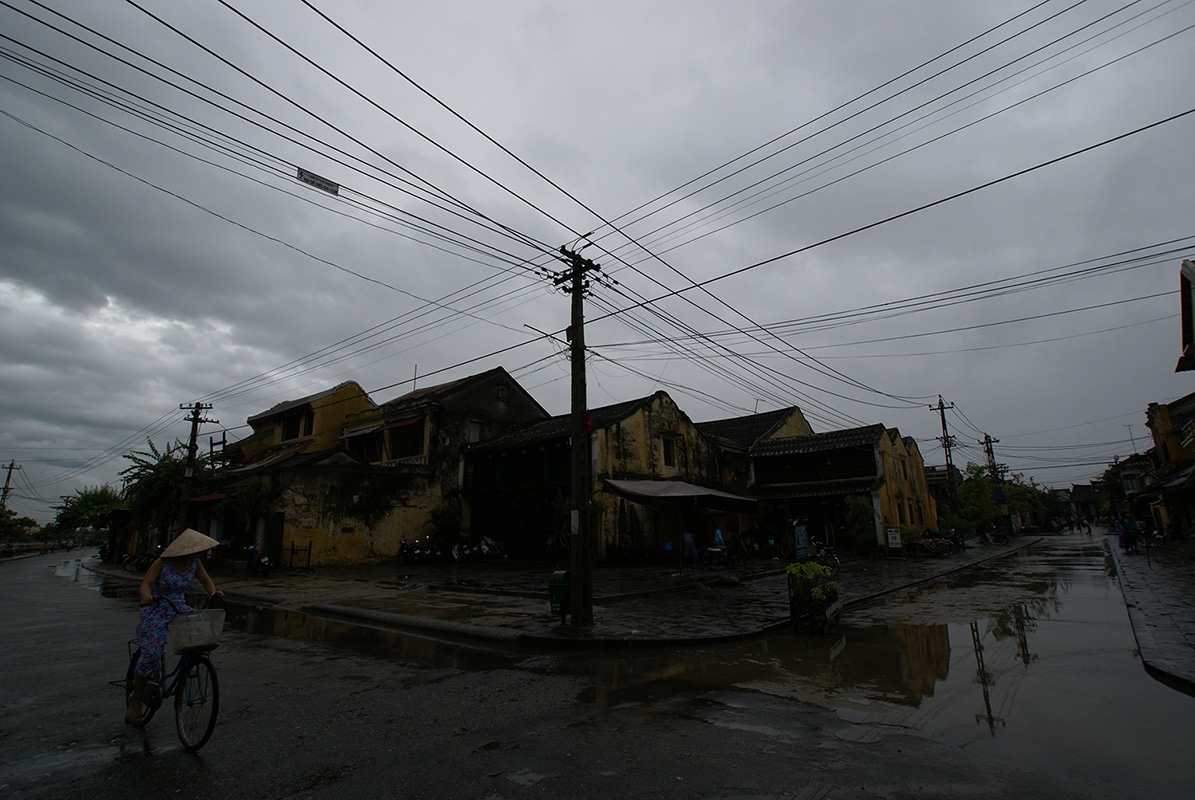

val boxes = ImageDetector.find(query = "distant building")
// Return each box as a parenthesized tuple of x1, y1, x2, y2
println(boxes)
(465, 390, 740, 561)
(212, 369, 547, 565)
(748, 424, 938, 551)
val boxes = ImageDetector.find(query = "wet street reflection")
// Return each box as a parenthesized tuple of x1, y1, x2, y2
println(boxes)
(79, 536, 1192, 796)
(555, 537, 1194, 795)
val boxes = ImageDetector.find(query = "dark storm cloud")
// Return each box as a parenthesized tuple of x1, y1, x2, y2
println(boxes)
(1, 0, 1193, 522)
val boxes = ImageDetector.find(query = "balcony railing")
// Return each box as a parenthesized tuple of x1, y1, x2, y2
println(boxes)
(386, 454, 428, 466)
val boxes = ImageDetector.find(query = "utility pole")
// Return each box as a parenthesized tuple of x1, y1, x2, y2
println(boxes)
(981, 432, 1012, 535)
(931, 395, 958, 498)
(1125, 424, 1138, 454)
(555, 245, 600, 628)
(0, 460, 20, 510)
(980, 434, 1004, 482)
(176, 403, 217, 533)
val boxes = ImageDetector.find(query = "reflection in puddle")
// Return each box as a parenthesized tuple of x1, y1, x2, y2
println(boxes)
(74, 540, 1191, 761)
(54, 556, 106, 588)
(225, 603, 521, 671)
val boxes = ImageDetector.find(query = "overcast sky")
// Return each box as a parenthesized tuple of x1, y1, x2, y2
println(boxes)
(2, 0, 1193, 524)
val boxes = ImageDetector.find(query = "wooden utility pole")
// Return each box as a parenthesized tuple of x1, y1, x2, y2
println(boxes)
(555, 246, 599, 627)
(980, 433, 1004, 482)
(176, 402, 217, 533)
(0, 460, 19, 510)
(931, 395, 958, 498)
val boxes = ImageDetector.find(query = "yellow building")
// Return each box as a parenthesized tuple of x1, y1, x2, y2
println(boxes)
(231, 381, 376, 468)
(218, 370, 546, 566)
(466, 391, 742, 561)
(748, 424, 939, 551)
(1139, 391, 1195, 536)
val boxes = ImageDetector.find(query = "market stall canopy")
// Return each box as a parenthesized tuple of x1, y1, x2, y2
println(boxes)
(604, 479, 757, 511)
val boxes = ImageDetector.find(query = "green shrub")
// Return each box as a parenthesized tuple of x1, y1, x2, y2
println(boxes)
(786, 560, 840, 606)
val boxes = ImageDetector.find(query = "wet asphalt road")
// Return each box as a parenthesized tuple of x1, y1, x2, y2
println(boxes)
(2, 537, 1191, 799)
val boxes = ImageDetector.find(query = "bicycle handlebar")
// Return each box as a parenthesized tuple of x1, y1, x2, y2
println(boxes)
(148, 593, 222, 612)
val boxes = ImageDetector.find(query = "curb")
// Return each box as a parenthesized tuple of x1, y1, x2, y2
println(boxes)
(304, 603, 521, 645)
(85, 540, 1039, 651)
(1107, 540, 1195, 697)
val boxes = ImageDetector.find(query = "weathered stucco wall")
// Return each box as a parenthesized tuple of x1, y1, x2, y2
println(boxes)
(274, 468, 441, 565)
(590, 395, 722, 560)
(875, 434, 938, 538)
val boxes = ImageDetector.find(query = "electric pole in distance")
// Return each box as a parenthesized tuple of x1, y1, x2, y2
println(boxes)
(177, 402, 218, 533)
(931, 395, 958, 499)
(980, 433, 1005, 482)
(554, 245, 599, 628)
(0, 460, 20, 510)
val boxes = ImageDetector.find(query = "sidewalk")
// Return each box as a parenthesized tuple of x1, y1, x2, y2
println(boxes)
(92, 538, 1038, 648)
(86, 531, 1195, 690)
(1108, 533, 1195, 694)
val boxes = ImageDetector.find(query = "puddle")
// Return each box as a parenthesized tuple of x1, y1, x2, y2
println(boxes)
(58, 539, 1194, 797)
(222, 603, 522, 671)
(54, 556, 107, 589)
(74, 542, 1195, 753)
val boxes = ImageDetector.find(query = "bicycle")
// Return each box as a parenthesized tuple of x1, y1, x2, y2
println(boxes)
(116, 595, 223, 751)
(978, 527, 1010, 546)
(806, 538, 841, 577)
(122, 547, 160, 572)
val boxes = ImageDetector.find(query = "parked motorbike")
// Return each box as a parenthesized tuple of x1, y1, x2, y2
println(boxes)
(977, 526, 1010, 546)
(399, 536, 442, 564)
(700, 544, 733, 566)
(451, 535, 504, 562)
(246, 543, 272, 576)
(398, 539, 417, 564)
(451, 539, 480, 562)
(919, 527, 965, 555)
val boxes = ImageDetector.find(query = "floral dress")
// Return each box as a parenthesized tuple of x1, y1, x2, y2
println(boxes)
(133, 558, 196, 676)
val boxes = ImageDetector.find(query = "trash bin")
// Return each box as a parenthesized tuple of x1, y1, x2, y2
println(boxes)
(548, 570, 571, 624)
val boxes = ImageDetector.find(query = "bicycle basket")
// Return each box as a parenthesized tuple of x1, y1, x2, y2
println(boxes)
(168, 608, 226, 653)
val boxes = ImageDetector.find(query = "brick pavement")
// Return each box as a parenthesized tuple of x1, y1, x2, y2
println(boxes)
(92, 538, 1036, 647)
(88, 531, 1195, 693)
(1107, 531, 1195, 694)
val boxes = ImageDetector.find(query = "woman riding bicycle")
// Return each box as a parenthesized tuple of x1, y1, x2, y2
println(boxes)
(125, 528, 223, 725)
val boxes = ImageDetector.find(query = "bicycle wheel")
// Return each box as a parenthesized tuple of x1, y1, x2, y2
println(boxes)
(818, 553, 841, 578)
(124, 649, 161, 727)
(174, 654, 219, 751)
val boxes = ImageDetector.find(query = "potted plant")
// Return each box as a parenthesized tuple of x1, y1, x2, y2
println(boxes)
(785, 560, 842, 631)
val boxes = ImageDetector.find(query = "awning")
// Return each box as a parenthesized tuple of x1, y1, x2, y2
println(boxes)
(604, 479, 757, 511)
(380, 416, 423, 431)
(339, 425, 381, 440)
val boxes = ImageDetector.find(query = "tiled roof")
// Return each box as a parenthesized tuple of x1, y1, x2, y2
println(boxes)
(749, 423, 886, 457)
(378, 371, 492, 408)
(247, 381, 368, 424)
(377, 366, 549, 417)
(750, 476, 882, 499)
(225, 428, 272, 450)
(469, 393, 666, 452)
(695, 407, 798, 450)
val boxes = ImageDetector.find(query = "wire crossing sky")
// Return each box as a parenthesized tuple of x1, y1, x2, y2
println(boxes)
(1, 0, 1192, 522)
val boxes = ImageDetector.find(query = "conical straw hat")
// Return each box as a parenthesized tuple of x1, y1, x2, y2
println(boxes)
(161, 528, 219, 558)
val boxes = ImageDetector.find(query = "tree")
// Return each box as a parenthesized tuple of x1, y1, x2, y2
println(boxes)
(843, 495, 876, 550)
(52, 485, 123, 533)
(1002, 472, 1047, 524)
(0, 508, 39, 542)
(121, 438, 216, 536)
(941, 463, 1060, 535)
(942, 463, 1002, 536)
